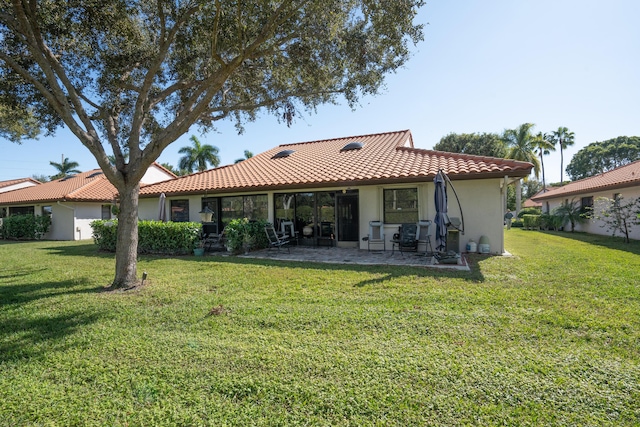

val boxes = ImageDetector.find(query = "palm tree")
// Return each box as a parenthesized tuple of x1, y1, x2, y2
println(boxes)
(549, 126, 575, 184)
(502, 123, 540, 215)
(503, 123, 541, 214)
(234, 150, 254, 164)
(49, 156, 81, 180)
(503, 123, 541, 175)
(532, 132, 556, 191)
(553, 199, 586, 232)
(178, 135, 220, 173)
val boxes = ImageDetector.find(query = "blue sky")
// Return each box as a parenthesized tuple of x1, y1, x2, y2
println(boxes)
(1, 0, 638, 183)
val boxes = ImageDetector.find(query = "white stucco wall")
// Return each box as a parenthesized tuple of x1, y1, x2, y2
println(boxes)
(544, 186, 640, 241)
(46, 203, 75, 240)
(74, 204, 103, 240)
(40, 202, 104, 240)
(357, 178, 505, 254)
(140, 166, 175, 185)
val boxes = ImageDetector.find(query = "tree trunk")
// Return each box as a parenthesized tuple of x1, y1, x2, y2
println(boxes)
(560, 146, 564, 184)
(515, 179, 522, 216)
(540, 152, 546, 191)
(112, 183, 140, 289)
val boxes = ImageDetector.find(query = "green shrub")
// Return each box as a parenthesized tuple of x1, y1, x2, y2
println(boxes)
(511, 219, 524, 228)
(90, 219, 118, 251)
(90, 220, 201, 254)
(1, 214, 51, 240)
(224, 218, 269, 254)
(137, 220, 202, 254)
(517, 207, 542, 218)
(540, 213, 564, 231)
(522, 214, 540, 230)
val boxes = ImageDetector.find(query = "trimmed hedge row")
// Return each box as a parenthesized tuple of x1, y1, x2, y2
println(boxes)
(90, 220, 201, 254)
(0, 214, 51, 240)
(518, 213, 567, 231)
(522, 214, 540, 230)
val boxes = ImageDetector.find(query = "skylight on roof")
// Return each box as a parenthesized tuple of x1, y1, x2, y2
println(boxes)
(88, 172, 103, 178)
(341, 141, 365, 151)
(60, 175, 76, 181)
(272, 149, 295, 159)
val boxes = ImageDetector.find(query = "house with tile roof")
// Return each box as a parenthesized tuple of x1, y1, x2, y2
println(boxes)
(522, 190, 544, 209)
(139, 130, 533, 254)
(532, 159, 640, 240)
(0, 164, 175, 240)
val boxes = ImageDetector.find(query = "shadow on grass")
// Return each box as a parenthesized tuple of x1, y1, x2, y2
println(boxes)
(0, 310, 100, 363)
(40, 243, 113, 258)
(0, 277, 104, 306)
(172, 254, 486, 286)
(537, 230, 640, 256)
(29, 241, 488, 285)
(0, 277, 104, 362)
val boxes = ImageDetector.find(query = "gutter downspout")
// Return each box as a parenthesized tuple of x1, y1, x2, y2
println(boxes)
(56, 201, 77, 240)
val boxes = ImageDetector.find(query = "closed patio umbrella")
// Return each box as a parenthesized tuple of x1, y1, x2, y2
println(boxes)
(158, 193, 166, 222)
(433, 171, 448, 252)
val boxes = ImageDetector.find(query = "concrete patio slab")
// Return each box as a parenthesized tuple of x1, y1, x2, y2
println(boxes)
(232, 246, 471, 271)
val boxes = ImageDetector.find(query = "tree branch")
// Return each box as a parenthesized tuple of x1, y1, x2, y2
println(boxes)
(129, 2, 203, 159)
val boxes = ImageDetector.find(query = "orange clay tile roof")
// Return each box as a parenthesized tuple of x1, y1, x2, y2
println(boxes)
(532, 159, 640, 201)
(140, 129, 533, 197)
(0, 169, 117, 204)
(0, 177, 41, 189)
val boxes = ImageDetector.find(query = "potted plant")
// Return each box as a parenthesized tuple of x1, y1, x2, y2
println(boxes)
(193, 239, 205, 256)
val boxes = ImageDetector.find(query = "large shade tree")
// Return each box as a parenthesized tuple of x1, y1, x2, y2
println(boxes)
(434, 132, 506, 158)
(0, 0, 424, 288)
(178, 135, 220, 173)
(566, 136, 640, 180)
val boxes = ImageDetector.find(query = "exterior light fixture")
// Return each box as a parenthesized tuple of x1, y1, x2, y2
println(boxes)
(199, 206, 214, 223)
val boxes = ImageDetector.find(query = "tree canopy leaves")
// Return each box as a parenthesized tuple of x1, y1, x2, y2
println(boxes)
(434, 132, 506, 158)
(49, 157, 81, 180)
(178, 135, 220, 172)
(1, 0, 425, 188)
(566, 136, 640, 180)
(0, 0, 424, 287)
(502, 123, 541, 179)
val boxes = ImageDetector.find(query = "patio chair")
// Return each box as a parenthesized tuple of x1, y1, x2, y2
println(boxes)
(280, 220, 298, 243)
(398, 223, 418, 254)
(364, 221, 385, 252)
(201, 222, 218, 251)
(204, 227, 226, 251)
(416, 220, 434, 255)
(265, 224, 290, 253)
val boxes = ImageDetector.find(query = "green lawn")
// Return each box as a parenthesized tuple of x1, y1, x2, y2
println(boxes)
(1, 230, 639, 426)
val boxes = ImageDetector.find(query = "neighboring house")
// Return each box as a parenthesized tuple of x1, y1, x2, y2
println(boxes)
(0, 164, 175, 240)
(0, 177, 40, 194)
(532, 159, 640, 240)
(139, 130, 533, 254)
(0, 178, 41, 218)
(523, 190, 544, 209)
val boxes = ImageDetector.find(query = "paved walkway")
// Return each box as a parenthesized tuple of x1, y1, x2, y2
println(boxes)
(226, 246, 470, 271)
